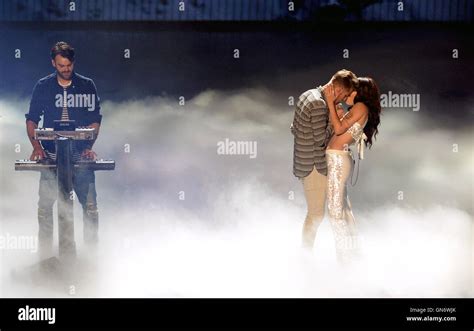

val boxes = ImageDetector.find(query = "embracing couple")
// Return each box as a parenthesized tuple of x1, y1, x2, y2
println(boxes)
(290, 69, 382, 265)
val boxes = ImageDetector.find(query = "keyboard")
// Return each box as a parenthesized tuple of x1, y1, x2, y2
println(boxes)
(15, 159, 115, 171)
(34, 127, 95, 140)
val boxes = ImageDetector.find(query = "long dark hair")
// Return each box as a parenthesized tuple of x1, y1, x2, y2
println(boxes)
(353, 77, 382, 148)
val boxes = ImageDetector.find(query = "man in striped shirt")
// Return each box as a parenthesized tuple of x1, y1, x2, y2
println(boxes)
(291, 69, 358, 249)
(25, 42, 102, 258)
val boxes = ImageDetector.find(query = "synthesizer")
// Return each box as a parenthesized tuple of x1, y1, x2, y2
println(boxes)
(34, 127, 95, 140)
(15, 159, 115, 171)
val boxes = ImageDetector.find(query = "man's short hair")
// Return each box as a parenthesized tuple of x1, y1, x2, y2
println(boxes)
(51, 41, 75, 62)
(331, 69, 358, 91)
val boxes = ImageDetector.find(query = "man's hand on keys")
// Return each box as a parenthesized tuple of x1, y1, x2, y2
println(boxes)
(30, 146, 46, 161)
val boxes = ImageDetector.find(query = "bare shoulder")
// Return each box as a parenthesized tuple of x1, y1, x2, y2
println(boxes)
(351, 102, 369, 115)
(342, 102, 368, 122)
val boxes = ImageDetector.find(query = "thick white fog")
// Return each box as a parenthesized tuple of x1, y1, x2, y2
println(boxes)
(0, 88, 472, 297)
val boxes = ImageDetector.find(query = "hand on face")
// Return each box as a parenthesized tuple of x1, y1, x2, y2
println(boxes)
(345, 90, 358, 106)
(324, 84, 336, 104)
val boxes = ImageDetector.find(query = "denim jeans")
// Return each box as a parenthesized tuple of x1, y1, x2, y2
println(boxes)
(37, 167, 98, 258)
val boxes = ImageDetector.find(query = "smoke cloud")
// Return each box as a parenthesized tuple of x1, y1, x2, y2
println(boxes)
(0, 86, 472, 297)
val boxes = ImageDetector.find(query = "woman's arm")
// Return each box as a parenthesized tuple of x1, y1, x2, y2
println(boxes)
(324, 84, 347, 135)
(336, 104, 345, 120)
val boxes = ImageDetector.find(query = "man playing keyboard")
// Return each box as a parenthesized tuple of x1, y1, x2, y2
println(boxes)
(25, 41, 102, 258)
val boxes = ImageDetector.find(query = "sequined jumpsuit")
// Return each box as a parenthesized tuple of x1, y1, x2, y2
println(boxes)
(325, 115, 368, 264)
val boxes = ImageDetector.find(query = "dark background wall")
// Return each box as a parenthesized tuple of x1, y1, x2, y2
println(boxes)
(1, 22, 473, 128)
(0, 0, 472, 22)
